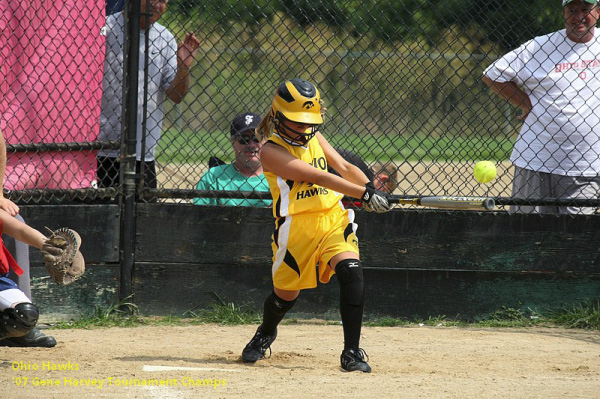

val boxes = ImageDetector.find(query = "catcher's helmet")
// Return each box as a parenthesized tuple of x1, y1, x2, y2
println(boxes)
(272, 78, 323, 146)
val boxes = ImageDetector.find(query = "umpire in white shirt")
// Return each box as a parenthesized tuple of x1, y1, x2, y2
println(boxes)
(97, 0, 199, 193)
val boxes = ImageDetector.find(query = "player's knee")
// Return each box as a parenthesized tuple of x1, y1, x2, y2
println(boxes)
(335, 259, 364, 306)
(0, 302, 39, 338)
(264, 291, 297, 317)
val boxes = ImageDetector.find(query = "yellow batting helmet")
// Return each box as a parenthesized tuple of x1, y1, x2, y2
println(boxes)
(271, 78, 323, 146)
(272, 78, 323, 124)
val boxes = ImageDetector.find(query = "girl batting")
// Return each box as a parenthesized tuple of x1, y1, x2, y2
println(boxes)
(241, 78, 392, 372)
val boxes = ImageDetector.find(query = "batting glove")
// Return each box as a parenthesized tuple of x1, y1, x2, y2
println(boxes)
(361, 182, 392, 213)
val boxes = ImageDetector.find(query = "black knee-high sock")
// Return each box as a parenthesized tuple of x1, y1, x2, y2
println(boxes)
(261, 292, 297, 336)
(336, 259, 364, 350)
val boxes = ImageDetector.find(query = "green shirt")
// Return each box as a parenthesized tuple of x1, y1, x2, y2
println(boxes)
(193, 164, 272, 207)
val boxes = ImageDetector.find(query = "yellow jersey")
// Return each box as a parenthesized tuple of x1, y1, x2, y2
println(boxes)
(264, 133, 344, 217)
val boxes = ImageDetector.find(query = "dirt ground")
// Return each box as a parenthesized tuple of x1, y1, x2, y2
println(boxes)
(1, 324, 598, 399)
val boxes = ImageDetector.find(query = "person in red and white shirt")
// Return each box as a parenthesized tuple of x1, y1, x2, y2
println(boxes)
(483, 0, 600, 214)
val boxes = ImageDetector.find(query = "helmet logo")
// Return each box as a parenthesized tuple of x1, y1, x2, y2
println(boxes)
(244, 115, 254, 125)
(303, 101, 314, 109)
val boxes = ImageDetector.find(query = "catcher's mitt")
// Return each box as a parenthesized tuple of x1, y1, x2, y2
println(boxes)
(42, 228, 85, 285)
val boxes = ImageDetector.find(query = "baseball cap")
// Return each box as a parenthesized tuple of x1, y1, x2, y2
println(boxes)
(562, 0, 598, 6)
(230, 112, 262, 137)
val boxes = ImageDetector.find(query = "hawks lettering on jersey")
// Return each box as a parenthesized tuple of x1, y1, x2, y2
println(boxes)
(296, 183, 329, 200)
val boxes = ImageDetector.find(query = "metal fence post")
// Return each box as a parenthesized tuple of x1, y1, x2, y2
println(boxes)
(118, 0, 142, 308)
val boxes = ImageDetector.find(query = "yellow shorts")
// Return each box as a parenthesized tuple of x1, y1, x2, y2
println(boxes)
(271, 207, 359, 291)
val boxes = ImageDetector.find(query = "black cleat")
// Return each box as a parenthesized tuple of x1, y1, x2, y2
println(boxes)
(0, 328, 57, 348)
(340, 347, 371, 373)
(242, 325, 277, 363)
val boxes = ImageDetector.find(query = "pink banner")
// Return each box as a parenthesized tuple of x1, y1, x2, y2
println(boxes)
(0, 0, 105, 189)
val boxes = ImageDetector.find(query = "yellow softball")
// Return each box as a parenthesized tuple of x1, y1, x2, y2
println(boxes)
(473, 161, 497, 184)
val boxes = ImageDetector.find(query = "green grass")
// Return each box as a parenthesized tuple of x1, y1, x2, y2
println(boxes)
(52, 297, 148, 329)
(365, 303, 600, 329)
(156, 128, 232, 164)
(471, 306, 539, 328)
(183, 294, 261, 325)
(50, 300, 600, 331)
(547, 300, 600, 330)
(52, 295, 261, 329)
(364, 317, 412, 327)
(365, 307, 540, 328)
(155, 128, 514, 164)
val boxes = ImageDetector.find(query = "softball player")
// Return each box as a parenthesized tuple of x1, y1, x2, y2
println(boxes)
(0, 210, 51, 343)
(241, 78, 392, 372)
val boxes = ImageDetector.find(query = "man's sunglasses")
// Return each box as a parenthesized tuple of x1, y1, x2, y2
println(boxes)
(235, 135, 260, 145)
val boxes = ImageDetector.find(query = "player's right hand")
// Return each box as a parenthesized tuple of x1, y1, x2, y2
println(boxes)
(361, 182, 392, 213)
(0, 196, 19, 216)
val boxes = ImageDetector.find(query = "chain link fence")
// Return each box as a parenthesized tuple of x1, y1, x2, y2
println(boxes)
(2, 1, 599, 215)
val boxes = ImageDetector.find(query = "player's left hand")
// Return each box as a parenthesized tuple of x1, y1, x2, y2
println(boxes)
(361, 182, 392, 213)
(42, 228, 85, 285)
(177, 33, 200, 69)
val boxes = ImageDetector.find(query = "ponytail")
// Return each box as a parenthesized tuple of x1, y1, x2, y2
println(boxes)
(255, 109, 274, 141)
